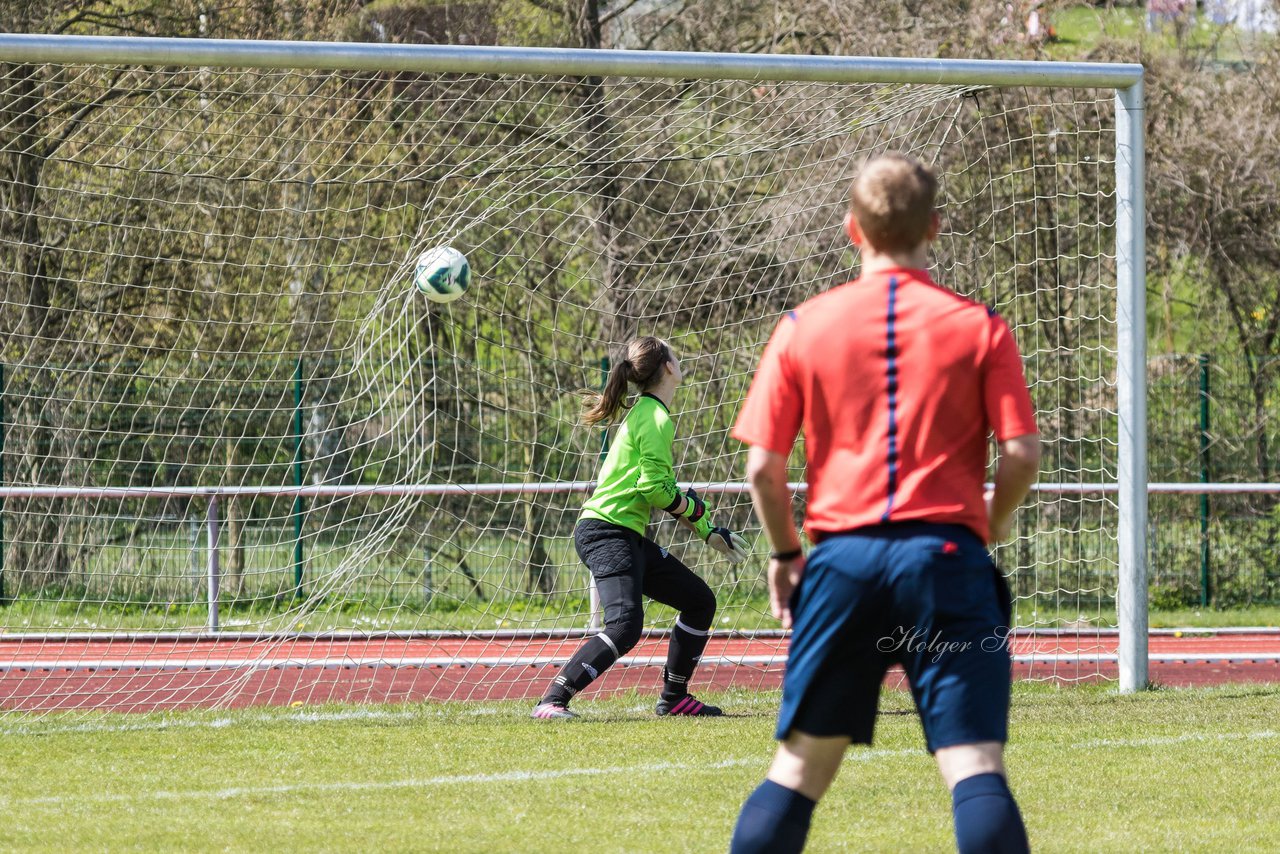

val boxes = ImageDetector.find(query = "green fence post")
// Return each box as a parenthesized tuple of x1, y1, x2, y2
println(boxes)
(0, 362, 6, 606)
(1198, 353, 1211, 608)
(293, 357, 305, 599)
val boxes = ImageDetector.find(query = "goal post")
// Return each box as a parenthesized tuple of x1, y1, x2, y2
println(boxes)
(0, 34, 1147, 717)
(1115, 80, 1148, 694)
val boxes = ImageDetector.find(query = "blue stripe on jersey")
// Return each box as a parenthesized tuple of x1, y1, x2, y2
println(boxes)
(881, 275, 901, 523)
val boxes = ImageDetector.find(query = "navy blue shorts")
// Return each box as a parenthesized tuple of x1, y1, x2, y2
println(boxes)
(776, 522, 1014, 753)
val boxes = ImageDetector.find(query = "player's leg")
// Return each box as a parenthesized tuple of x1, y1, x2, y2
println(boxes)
(935, 740, 1006, 789)
(889, 525, 1029, 853)
(532, 520, 645, 718)
(731, 533, 892, 853)
(766, 732, 852, 799)
(938, 742, 1026, 854)
(638, 539, 719, 715)
(730, 731, 848, 854)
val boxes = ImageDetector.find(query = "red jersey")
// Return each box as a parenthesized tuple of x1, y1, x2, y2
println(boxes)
(732, 267, 1037, 544)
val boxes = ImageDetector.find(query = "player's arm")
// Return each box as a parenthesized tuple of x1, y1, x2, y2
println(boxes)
(633, 411, 682, 512)
(634, 410, 747, 561)
(745, 444, 804, 628)
(631, 425, 694, 523)
(733, 312, 806, 626)
(986, 434, 1041, 543)
(983, 314, 1041, 543)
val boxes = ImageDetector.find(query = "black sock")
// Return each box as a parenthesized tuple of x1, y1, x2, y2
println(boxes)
(661, 618, 711, 701)
(540, 634, 618, 706)
(730, 779, 816, 854)
(952, 773, 1030, 854)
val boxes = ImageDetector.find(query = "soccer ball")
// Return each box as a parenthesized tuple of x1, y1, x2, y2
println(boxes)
(413, 246, 471, 303)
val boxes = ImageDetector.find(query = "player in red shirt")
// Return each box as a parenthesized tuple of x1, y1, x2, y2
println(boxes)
(728, 153, 1041, 854)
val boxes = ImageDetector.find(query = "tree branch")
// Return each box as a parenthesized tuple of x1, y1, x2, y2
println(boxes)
(600, 0, 653, 26)
(45, 75, 143, 161)
(519, 0, 567, 16)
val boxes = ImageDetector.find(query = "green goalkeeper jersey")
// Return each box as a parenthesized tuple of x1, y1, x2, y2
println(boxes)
(580, 393, 682, 535)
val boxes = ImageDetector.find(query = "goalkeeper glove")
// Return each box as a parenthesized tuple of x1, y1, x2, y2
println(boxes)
(668, 488, 749, 563)
(706, 526, 750, 564)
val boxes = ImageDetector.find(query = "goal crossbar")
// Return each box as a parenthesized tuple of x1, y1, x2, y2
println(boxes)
(0, 34, 1143, 87)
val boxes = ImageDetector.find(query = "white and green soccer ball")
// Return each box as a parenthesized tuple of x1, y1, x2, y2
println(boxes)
(413, 246, 471, 303)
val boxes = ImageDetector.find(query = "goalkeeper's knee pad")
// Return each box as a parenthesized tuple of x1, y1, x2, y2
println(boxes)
(603, 611, 644, 655)
(681, 588, 716, 632)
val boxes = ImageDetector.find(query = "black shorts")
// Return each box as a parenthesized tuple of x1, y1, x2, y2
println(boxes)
(777, 522, 1014, 753)
(573, 518, 715, 625)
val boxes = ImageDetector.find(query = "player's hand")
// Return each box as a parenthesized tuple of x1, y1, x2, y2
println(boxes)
(768, 553, 806, 629)
(706, 527, 749, 564)
(985, 489, 1013, 543)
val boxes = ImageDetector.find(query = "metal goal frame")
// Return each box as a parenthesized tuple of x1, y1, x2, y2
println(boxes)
(0, 34, 1148, 691)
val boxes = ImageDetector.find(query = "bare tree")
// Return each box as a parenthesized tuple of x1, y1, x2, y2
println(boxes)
(1146, 52, 1280, 483)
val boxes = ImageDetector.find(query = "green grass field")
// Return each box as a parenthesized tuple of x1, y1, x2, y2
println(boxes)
(1, 683, 1276, 852)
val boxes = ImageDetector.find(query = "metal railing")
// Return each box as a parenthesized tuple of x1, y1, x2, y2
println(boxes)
(1, 480, 1275, 639)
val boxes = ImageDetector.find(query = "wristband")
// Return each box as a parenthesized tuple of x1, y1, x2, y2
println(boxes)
(770, 548, 803, 561)
(677, 488, 707, 523)
(683, 497, 707, 524)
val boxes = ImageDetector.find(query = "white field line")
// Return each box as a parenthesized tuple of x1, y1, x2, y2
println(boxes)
(0, 655, 784, 670)
(3, 628, 1277, 642)
(1, 757, 768, 807)
(0, 729, 1276, 808)
(1072, 729, 1278, 749)
(3, 652, 1279, 672)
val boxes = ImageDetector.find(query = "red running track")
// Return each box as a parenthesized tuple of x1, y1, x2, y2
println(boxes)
(0, 630, 1277, 713)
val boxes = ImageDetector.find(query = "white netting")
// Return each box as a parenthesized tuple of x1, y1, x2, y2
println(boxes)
(0, 56, 1119, 718)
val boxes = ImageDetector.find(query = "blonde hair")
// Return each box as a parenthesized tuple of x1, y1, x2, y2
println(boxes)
(848, 153, 938, 254)
(581, 336, 672, 426)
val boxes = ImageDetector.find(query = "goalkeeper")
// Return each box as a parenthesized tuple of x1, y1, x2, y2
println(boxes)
(531, 335, 749, 720)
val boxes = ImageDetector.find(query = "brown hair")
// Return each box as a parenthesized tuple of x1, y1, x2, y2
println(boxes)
(848, 153, 938, 254)
(581, 336, 672, 426)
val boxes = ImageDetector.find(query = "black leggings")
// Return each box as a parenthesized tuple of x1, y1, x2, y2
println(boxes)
(574, 518, 717, 654)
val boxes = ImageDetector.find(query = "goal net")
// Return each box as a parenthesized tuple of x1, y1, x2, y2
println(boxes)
(0, 39, 1140, 719)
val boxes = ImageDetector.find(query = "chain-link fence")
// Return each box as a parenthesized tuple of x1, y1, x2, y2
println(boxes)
(1149, 354, 1280, 606)
(2, 353, 1278, 612)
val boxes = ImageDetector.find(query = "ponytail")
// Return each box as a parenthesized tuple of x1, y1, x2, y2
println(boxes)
(580, 336, 671, 426)
(582, 357, 633, 426)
